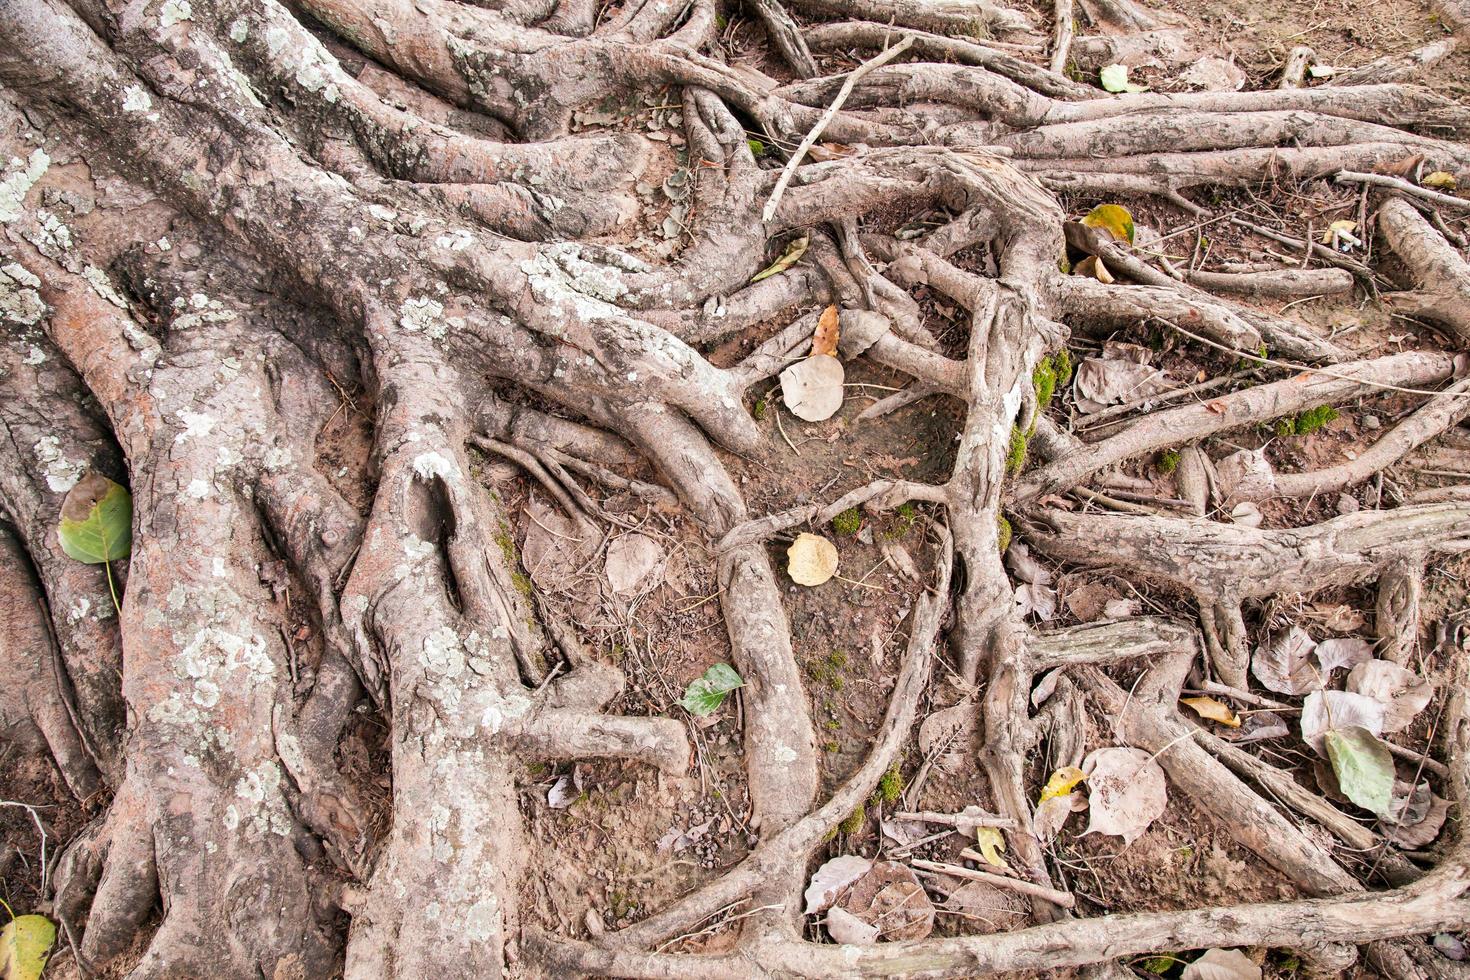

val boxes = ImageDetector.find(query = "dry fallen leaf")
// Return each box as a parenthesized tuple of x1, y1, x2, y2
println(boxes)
(839, 862, 935, 941)
(787, 532, 839, 587)
(1250, 626, 1319, 696)
(837, 309, 891, 359)
(918, 701, 977, 772)
(1346, 659, 1432, 732)
(605, 532, 664, 595)
(1314, 637, 1374, 673)
(1081, 747, 1167, 844)
(804, 854, 873, 914)
(1181, 696, 1242, 728)
(1181, 947, 1261, 980)
(1300, 689, 1386, 755)
(1423, 170, 1458, 190)
(1073, 356, 1167, 413)
(780, 354, 845, 422)
(1073, 255, 1115, 283)
(972, 827, 1010, 871)
(1033, 791, 1084, 843)
(824, 906, 879, 944)
(812, 304, 840, 357)
(1039, 766, 1087, 803)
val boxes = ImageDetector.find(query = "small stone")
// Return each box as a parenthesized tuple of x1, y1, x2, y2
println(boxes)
(1362, 414, 1381, 430)
(1336, 493, 1360, 515)
(583, 909, 604, 937)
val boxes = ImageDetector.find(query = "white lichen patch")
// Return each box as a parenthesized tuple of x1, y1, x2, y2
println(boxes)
(264, 24, 344, 103)
(175, 410, 216, 444)
(122, 85, 154, 114)
(398, 296, 449, 339)
(34, 435, 84, 492)
(411, 450, 458, 481)
(228, 17, 248, 41)
(82, 265, 129, 308)
(0, 149, 48, 224)
(519, 244, 636, 323)
(774, 744, 798, 765)
(185, 478, 212, 499)
(25, 211, 72, 258)
(435, 229, 474, 251)
(368, 203, 398, 223)
(67, 597, 92, 624)
(0, 263, 45, 326)
(422, 626, 467, 678)
(159, 0, 193, 28)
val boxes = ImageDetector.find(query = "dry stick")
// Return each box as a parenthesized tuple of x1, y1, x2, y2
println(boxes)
(761, 35, 914, 223)
(911, 859, 1077, 908)
(895, 810, 1018, 829)
(1336, 169, 1470, 211)
(1048, 0, 1073, 74)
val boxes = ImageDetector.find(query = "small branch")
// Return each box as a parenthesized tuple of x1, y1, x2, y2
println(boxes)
(762, 35, 914, 223)
(1048, 0, 1074, 75)
(895, 810, 1017, 829)
(1336, 169, 1470, 211)
(912, 859, 1076, 908)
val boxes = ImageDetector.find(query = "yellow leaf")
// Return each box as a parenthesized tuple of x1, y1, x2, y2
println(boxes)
(751, 235, 809, 283)
(0, 914, 55, 980)
(1074, 255, 1114, 283)
(1038, 766, 1087, 804)
(1081, 204, 1135, 244)
(1424, 171, 1458, 190)
(1320, 219, 1357, 244)
(1181, 696, 1242, 728)
(786, 532, 838, 586)
(812, 304, 840, 357)
(973, 826, 1010, 871)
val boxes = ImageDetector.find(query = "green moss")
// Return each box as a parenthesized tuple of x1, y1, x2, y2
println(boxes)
(840, 804, 866, 835)
(822, 740, 839, 754)
(832, 507, 862, 536)
(1276, 404, 1339, 437)
(1054, 348, 1073, 386)
(1032, 356, 1059, 410)
(884, 502, 919, 539)
(747, 138, 766, 157)
(1006, 424, 1029, 474)
(827, 650, 848, 669)
(821, 825, 838, 842)
(996, 514, 1012, 553)
(1157, 449, 1181, 475)
(512, 571, 534, 597)
(753, 396, 768, 421)
(876, 764, 904, 803)
(824, 718, 841, 731)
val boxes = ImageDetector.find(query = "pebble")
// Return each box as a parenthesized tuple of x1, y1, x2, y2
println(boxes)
(1362, 414, 1381, 429)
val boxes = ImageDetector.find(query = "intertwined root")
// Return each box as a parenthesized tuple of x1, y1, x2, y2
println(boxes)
(1, 0, 1468, 975)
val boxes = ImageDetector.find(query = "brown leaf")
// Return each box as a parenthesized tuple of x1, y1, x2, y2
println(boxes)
(1181, 696, 1242, 728)
(812, 304, 840, 357)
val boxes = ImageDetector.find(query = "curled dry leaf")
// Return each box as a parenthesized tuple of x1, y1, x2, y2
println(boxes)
(804, 854, 873, 915)
(1004, 541, 1050, 585)
(1073, 255, 1115, 283)
(1314, 637, 1374, 674)
(780, 353, 845, 422)
(837, 309, 891, 359)
(1181, 696, 1242, 728)
(1039, 766, 1087, 803)
(824, 906, 879, 945)
(1033, 791, 1084, 843)
(1181, 947, 1261, 980)
(751, 234, 809, 282)
(1081, 203, 1137, 243)
(1015, 581, 1059, 621)
(1227, 710, 1289, 744)
(1082, 747, 1167, 844)
(1385, 787, 1450, 848)
(1179, 56, 1247, 91)
(547, 774, 578, 809)
(1346, 659, 1431, 732)
(1230, 501, 1264, 528)
(972, 826, 1010, 870)
(1300, 689, 1385, 754)
(812, 304, 840, 357)
(1250, 626, 1319, 696)
(787, 532, 839, 586)
(1215, 448, 1275, 505)
(605, 532, 664, 595)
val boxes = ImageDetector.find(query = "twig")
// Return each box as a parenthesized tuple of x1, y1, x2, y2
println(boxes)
(1048, 0, 1073, 75)
(0, 800, 50, 895)
(895, 809, 1018, 829)
(911, 858, 1076, 908)
(1335, 170, 1470, 212)
(761, 35, 914, 223)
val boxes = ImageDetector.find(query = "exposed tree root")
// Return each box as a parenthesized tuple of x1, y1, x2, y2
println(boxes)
(1, 0, 1468, 974)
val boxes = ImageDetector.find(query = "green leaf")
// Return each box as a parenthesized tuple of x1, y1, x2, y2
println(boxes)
(679, 663, 743, 716)
(1081, 204, 1136, 244)
(1324, 726, 1394, 816)
(0, 914, 56, 980)
(1099, 64, 1148, 93)
(750, 235, 809, 283)
(58, 472, 132, 564)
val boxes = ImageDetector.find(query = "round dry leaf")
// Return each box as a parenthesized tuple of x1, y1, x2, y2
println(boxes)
(780, 354, 845, 422)
(803, 854, 873, 915)
(787, 532, 839, 586)
(605, 532, 665, 595)
(1300, 689, 1386, 755)
(1386, 792, 1450, 848)
(1181, 947, 1261, 980)
(918, 700, 976, 756)
(840, 861, 934, 942)
(1073, 357, 1167, 411)
(1346, 659, 1432, 732)
(943, 880, 1028, 934)
(1081, 746, 1167, 845)
(1250, 626, 1319, 696)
